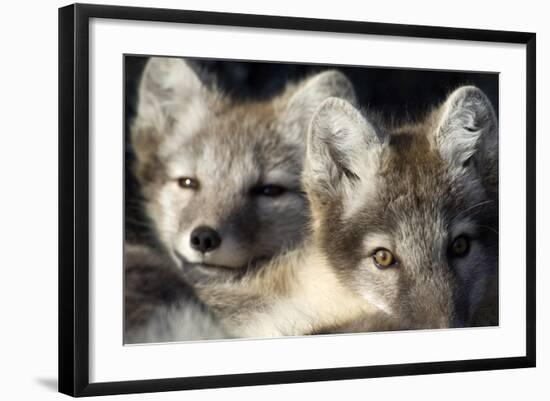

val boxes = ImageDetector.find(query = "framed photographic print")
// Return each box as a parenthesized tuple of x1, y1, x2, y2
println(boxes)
(58, 3, 536, 397)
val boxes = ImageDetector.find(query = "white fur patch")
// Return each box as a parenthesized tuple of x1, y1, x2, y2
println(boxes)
(234, 250, 373, 337)
(125, 299, 227, 344)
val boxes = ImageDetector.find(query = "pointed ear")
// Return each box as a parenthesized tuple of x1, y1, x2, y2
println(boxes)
(283, 70, 356, 141)
(304, 97, 380, 204)
(433, 86, 498, 169)
(131, 57, 207, 163)
(138, 57, 203, 115)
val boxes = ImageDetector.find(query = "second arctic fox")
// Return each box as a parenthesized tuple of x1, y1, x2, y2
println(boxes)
(189, 86, 499, 337)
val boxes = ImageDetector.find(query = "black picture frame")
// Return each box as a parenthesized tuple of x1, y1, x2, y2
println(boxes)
(58, 3, 536, 397)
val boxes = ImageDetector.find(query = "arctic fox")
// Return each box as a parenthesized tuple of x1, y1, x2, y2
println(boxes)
(130, 57, 356, 274)
(189, 86, 499, 337)
(125, 58, 356, 341)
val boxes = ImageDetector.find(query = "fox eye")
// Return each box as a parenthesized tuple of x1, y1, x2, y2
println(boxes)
(177, 177, 199, 190)
(373, 248, 397, 269)
(252, 184, 286, 197)
(450, 235, 470, 257)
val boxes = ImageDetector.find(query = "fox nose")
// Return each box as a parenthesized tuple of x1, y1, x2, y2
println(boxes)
(190, 226, 221, 253)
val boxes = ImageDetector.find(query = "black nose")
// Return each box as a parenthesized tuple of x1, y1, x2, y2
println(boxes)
(190, 226, 221, 253)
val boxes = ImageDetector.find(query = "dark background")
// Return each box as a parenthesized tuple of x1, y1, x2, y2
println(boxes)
(125, 56, 499, 243)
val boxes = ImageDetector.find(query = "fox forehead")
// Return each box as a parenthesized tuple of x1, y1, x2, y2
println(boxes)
(162, 135, 303, 183)
(374, 148, 484, 234)
(160, 112, 304, 184)
(321, 127, 491, 267)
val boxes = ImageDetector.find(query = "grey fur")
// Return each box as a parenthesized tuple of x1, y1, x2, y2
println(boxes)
(124, 244, 227, 343)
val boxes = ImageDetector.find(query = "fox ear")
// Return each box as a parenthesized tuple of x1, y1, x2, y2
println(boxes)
(137, 57, 203, 115)
(132, 57, 207, 163)
(284, 70, 356, 141)
(434, 86, 498, 169)
(304, 97, 380, 204)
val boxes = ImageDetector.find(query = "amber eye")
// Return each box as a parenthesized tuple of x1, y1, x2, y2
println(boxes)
(177, 177, 199, 190)
(252, 184, 286, 197)
(373, 248, 397, 268)
(450, 235, 470, 257)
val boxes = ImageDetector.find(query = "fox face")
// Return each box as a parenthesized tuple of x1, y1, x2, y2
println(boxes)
(131, 57, 355, 270)
(305, 87, 498, 328)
